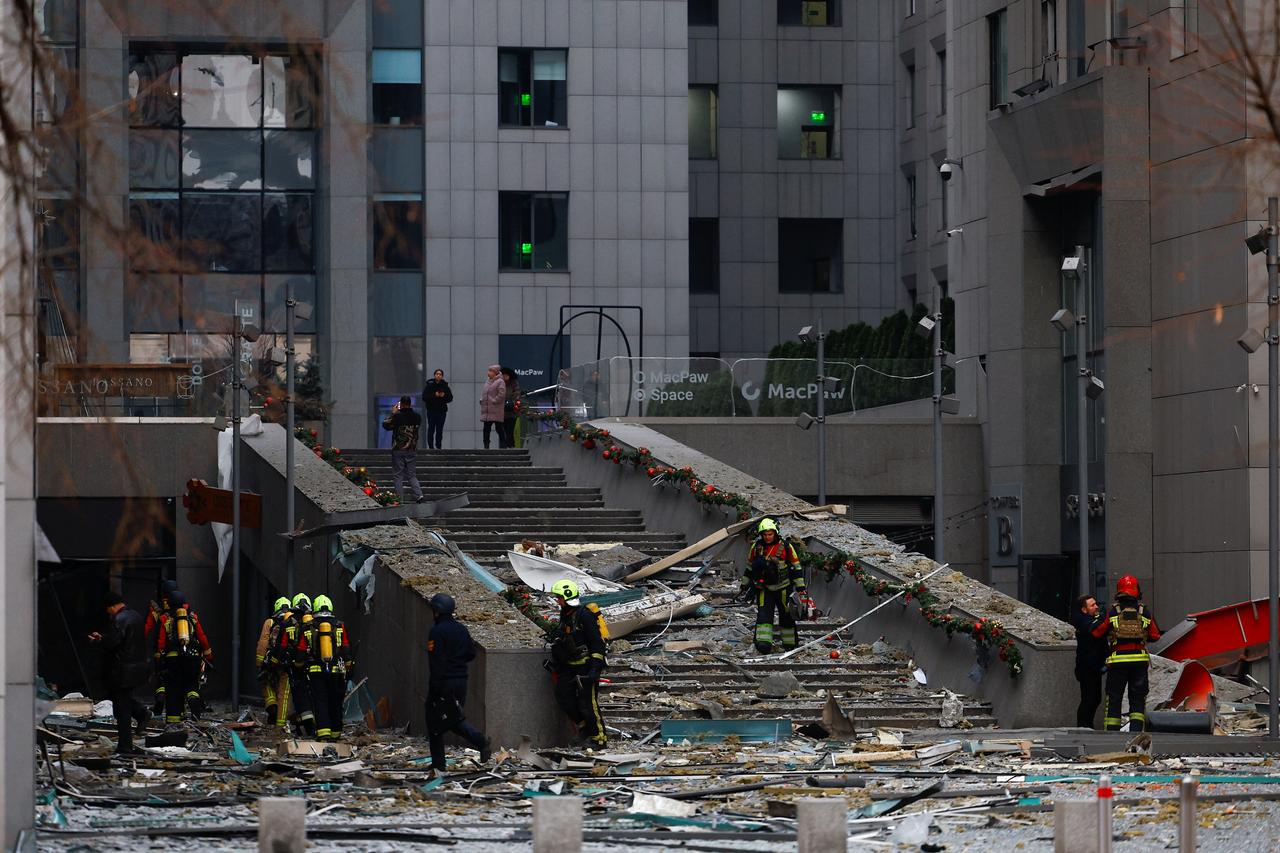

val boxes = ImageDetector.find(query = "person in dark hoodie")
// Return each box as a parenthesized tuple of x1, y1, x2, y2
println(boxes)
(425, 593, 490, 773)
(422, 369, 454, 450)
(1069, 594, 1107, 728)
(88, 592, 151, 754)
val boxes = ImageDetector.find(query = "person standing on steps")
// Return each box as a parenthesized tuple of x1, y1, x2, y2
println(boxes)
(480, 364, 506, 450)
(500, 366, 522, 449)
(423, 369, 453, 450)
(382, 395, 426, 503)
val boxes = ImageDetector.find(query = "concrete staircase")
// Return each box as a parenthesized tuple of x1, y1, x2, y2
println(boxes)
(339, 449, 687, 567)
(605, 617, 998, 734)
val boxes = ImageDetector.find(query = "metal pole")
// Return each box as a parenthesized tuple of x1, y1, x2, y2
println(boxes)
(231, 320, 243, 714)
(1268, 196, 1279, 739)
(1097, 773, 1113, 853)
(1076, 244, 1091, 601)
(1178, 773, 1197, 851)
(285, 286, 296, 596)
(933, 283, 944, 562)
(816, 319, 827, 505)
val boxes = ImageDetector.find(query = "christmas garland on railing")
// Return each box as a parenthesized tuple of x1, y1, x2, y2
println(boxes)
(798, 549, 1023, 677)
(293, 427, 402, 506)
(528, 409, 1024, 678)
(527, 410, 753, 518)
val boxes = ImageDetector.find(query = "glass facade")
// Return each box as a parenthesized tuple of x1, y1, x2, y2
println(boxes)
(121, 45, 320, 416)
(126, 46, 319, 329)
(35, 0, 81, 378)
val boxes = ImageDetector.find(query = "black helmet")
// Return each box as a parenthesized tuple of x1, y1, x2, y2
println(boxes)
(161, 579, 179, 594)
(169, 588, 188, 607)
(429, 593, 456, 616)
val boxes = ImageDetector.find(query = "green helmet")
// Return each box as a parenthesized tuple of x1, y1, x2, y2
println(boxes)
(291, 592, 312, 612)
(550, 579, 580, 605)
(313, 594, 334, 614)
(757, 518, 779, 535)
(273, 596, 291, 614)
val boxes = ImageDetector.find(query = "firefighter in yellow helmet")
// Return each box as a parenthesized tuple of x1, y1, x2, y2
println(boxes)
(277, 592, 317, 737)
(299, 594, 352, 741)
(255, 596, 292, 727)
(740, 518, 806, 654)
(547, 580, 609, 747)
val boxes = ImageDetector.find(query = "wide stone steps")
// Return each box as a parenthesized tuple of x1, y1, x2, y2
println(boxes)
(596, 622, 997, 735)
(342, 449, 687, 569)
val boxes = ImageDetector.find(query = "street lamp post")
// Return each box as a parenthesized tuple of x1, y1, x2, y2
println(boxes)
(1052, 247, 1103, 602)
(796, 322, 832, 505)
(1239, 200, 1280, 738)
(1270, 197, 1279, 741)
(283, 290, 312, 596)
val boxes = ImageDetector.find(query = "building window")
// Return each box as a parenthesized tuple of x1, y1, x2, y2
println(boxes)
(372, 49, 423, 125)
(905, 63, 917, 128)
(689, 87, 718, 159)
(499, 48, 568, 128)
(988, 9, 1009, 109)
(1041, 0, 1058, 83)
(906, 175, 918, 240)
(690, 218, 719, 293)
(905, 0, 916, 17)
(779, 219, 842, 293)
(372, 0, 424, 49)
(372, 194, 424, 270)
(777, 86, 839, 160)
(689, 0, 718, 26)
(126, 45, 320, 338)
(1171, 0, 1198, 58)
(499, 192, 568, 271)
(778, 0, 839, 26)
(937, 50, 947, 115)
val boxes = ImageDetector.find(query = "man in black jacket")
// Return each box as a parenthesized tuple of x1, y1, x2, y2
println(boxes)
(423, 369, 453, 449)
(1069, 594, 1107, 728)
(88, 592, 151, 754)
(425, 593, 490, 773)
(382, 395, 425, 503)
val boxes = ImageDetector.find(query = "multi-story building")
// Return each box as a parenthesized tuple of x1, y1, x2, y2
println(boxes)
(909, 0, 1274, 623)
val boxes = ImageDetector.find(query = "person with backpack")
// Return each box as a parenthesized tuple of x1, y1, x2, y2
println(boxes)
(154, 589, 212, 724)
(255, 596, 293, 728)
(740, 518, 807, 654)
(547, 580, 609, 747)
(1092, 575, 1161, 732)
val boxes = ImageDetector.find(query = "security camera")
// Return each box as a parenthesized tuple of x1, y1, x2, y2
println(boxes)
(939, 158, 962, 182)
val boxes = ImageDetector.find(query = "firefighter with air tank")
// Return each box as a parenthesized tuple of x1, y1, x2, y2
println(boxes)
(740, 518, 811, 654)
(1092, 574, 1161, 732)
(275, 592, 353, 740)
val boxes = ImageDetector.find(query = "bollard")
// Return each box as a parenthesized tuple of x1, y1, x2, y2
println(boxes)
(1097, 773, 1114, 853)
(797, 798, 848, 853)
(1179, 772, 1198, 851)
(258, 796, 306, 853)
(1053, 800, 1098, 853)
(532, 796, 583, 853)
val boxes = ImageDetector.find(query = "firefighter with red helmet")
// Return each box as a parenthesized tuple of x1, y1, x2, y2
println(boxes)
(154, 589, 212, 724)
(1091, 574, 1161, 731)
